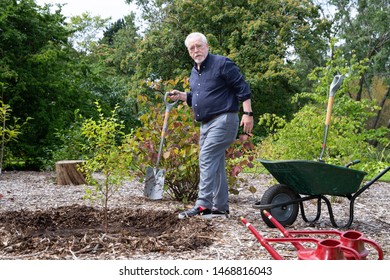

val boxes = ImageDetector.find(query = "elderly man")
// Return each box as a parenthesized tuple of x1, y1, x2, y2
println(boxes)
(170, 32, 253, 219)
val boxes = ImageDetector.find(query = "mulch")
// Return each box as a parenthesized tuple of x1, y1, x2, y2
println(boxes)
(0, 171, 389, 260)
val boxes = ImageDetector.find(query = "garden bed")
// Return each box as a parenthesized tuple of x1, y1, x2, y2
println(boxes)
(0, 171, 389, 260)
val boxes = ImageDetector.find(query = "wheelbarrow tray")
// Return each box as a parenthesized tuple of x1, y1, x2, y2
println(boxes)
(259, 159, 367, 196)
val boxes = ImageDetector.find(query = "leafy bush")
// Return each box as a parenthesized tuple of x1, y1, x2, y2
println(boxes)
(0, 100, 31, 173)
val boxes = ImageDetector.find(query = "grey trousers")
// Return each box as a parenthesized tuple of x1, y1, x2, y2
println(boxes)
(195, 112, 239, 211)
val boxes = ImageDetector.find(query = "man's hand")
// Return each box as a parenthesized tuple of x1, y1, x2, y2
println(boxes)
(240, 114, 254, 136)
(169, 90, 186, 102)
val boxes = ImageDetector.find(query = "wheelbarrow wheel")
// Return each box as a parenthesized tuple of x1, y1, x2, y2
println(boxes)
(260, 184, 300, 228)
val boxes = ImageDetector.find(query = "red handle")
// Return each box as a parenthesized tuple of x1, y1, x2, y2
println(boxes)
(360, 238, 384, 260)
(339, 245, 361, 260)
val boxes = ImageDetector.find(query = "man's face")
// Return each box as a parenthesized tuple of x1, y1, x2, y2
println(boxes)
(187, 37, 209, 65)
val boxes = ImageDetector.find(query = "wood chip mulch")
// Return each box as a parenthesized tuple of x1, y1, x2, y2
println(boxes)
(0, 171, 389, 260)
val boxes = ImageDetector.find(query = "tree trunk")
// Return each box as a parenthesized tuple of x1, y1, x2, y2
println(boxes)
(371, 87, 389, 129)
(56, 160, 87, 185)
(356, 74, 365, 101)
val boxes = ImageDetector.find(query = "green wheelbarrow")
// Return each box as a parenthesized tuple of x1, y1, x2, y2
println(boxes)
(253, 159, 389, 228)
(252, 75, 389, 228)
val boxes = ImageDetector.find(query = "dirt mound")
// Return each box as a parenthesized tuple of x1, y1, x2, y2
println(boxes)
(0, 205, 216, 259)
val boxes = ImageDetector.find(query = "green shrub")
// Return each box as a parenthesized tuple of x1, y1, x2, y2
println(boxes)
(0, 100, 31, 173)
(79, 101, 132, 232)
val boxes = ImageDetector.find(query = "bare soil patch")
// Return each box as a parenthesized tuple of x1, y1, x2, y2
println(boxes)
(0, 171, 389, 260)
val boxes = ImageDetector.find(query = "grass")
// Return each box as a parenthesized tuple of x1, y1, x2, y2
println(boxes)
(373, 169, 390, 182)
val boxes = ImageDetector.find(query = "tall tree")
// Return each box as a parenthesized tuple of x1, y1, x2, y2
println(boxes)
(330, 0, 389, 129)
(67, 12, 110, 54)
(101, 18, 127, 46)
(87, 13, 142, 131)
(127, 0, 331, 135)
(0, 0, 94, 168)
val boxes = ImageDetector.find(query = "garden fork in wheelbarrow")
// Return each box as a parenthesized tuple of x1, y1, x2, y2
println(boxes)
(252, 75, 390, 228)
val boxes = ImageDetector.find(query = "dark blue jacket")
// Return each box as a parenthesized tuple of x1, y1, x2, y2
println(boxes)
(186, 53, 251, 123)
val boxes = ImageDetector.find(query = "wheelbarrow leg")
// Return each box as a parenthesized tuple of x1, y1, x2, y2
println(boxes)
(323, 166, 389, 228)
(320, 195, 354, 228)
(300, 197, 322, 225)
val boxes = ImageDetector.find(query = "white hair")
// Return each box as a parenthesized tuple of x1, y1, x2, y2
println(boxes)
(184, 32, 208, 48)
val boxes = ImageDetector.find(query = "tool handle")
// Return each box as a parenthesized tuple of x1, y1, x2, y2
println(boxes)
(319, 75, 344, 161)
(241, 217, 284, 260)
(262, 210, 305, 251)
(324, 97, 335, 126)
(329, 75, 344, 97)
(155, 112, 168, 169)
(155, 93, 178, 169)
(324, 75, 343, 125)
(164, 92, 179, 112)
(339, 245, 361, 260)
(360, 237, 384, 260)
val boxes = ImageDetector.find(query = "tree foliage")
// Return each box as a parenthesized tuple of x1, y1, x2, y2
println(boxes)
(0, 0, 388, 181)
(0, 99, 31, 173)
(128, 0, 332, 137)
(0, 0, 96, 168)
(67, 12, 110, 54)
(330, 0, 390, 128)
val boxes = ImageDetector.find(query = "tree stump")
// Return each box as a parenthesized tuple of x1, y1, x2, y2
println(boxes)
(56, 160, 87, 185)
